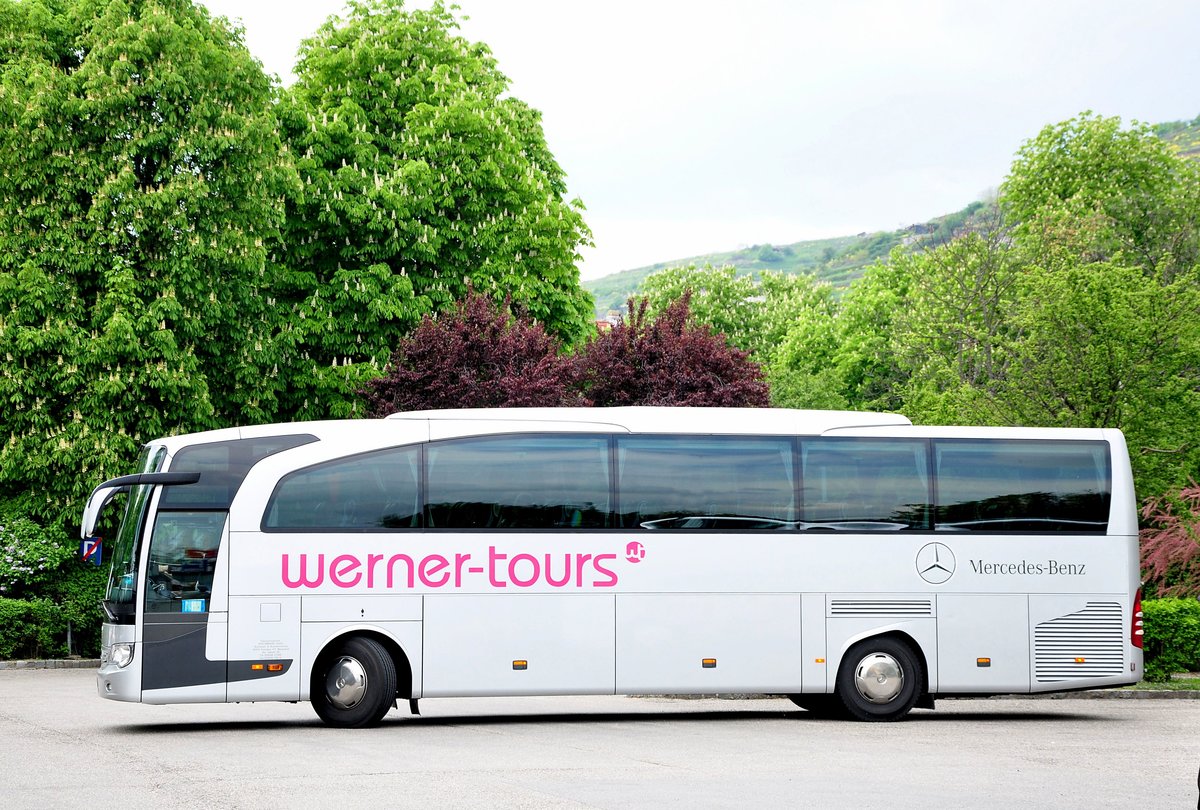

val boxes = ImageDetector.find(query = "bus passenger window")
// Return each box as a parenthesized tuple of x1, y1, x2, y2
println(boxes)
(425, 435, 611, 530)
(616, 436, 795, 529)
(934, 440, 1110, 532)
(799, 438, 930, 530)
(263, 447, 421, 530)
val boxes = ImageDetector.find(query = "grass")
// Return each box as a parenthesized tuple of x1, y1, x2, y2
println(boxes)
(1122, 675, 1200, 691)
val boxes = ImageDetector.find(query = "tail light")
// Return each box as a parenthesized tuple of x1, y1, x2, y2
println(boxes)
(1131, 588, 1144, 649)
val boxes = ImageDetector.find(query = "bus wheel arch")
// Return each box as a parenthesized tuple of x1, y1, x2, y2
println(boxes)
(834, 632, 927, 722)
(309, 631, 413, 728)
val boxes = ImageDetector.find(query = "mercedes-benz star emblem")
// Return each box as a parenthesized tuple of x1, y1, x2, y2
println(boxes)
(916, 542, 955, 584)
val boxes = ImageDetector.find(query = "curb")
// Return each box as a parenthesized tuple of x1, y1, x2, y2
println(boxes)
(0, 659, 100, 670)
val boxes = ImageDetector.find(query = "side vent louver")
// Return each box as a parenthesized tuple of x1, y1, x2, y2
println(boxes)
(829, 599, 933, 617)
(1034, 601, 1124, 682)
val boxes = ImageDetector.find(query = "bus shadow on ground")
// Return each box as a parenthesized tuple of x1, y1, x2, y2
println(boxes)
(111, 705, 1101, 734)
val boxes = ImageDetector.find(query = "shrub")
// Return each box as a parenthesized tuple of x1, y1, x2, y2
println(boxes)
(0, 597, 64, 660)
(1140, 484, 1200, 597)
(359, 291, 580, 415)
(0, 513, 73, 599)
(574, 296, 770, 407)
(1141, 597, 1200, 682)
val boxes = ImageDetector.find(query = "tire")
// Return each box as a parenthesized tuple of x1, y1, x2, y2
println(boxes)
(787, 694, 847, 718)
(311, 637, 397, 728)
(834, 637, 923, 722)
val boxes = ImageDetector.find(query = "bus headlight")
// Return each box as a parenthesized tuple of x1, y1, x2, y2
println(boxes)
(110, 643, 134, 669)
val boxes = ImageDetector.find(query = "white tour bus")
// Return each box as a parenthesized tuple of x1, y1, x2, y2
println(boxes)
(81, 407, 1143, 727)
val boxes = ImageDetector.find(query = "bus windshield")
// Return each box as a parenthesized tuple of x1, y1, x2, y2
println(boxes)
(103, 447, 166, 622)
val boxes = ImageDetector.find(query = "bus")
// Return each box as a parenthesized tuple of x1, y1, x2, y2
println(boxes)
(81, 407, 1144, 727)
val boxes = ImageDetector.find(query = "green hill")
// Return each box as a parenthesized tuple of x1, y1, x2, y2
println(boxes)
(1156, 114, 1200, 159)
(585, 115, 1200, 319)
(586, 202, 987, 317)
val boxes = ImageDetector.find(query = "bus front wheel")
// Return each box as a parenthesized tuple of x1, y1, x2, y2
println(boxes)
(835, 637, 923, 722)
(311, 637, 397, 728)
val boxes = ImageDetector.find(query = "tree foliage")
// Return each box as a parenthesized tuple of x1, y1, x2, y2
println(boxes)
(359, 291, 578, 414)
(640, 264, 833, 361)
(575, 296, 770, 407)
(0, 0, 293, 524)
(1140, 485, 1200, 598)
(277, 0, 594, 419)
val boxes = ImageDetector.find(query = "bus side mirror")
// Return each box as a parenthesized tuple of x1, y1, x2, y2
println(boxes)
(79, 472, 202, 539)
(81, 485, 126, 540)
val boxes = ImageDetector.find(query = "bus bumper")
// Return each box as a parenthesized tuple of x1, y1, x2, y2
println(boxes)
(96, 623, 140, 702)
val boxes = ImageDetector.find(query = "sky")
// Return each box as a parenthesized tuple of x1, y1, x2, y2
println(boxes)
(199, 0, 1200, 281)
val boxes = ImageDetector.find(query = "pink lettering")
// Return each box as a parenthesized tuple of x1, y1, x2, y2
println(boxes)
(544, 553, 572, 587)
(386, 554, 416, 588)
(591, 554, 618, 587)
(419, 554, 450, 587)
(574, 553, 592, 586)
(282, 553, 324, 589)
(366, 553, 384, 588)
(509, 553, 540, 587)
(489, 546, 508, 587)
(454, 553, 471, 587)
(330, 554, 362, 588)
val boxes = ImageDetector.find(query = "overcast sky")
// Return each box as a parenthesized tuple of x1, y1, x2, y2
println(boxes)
(199, 0, 1200, 280)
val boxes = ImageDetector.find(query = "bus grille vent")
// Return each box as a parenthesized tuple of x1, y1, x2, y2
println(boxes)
(829, 599, 933, 617)
(1034, 601, 1124, 682)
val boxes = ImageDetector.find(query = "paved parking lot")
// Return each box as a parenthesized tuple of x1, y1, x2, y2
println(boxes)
(2, 669, 1198, 809)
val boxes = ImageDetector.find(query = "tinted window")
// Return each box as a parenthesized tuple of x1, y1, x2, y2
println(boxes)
(617, 436, 795, 529)
(934, 440, 1110, 532)
(800, 438, 930, 530)
(264, 446, 421, 530)
(426, 435, 610, 529)
(162, 435, 317, 509)
(144, 512, 225, 613)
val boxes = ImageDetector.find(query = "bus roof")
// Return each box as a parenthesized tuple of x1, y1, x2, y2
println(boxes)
(386, 406, 912, 435)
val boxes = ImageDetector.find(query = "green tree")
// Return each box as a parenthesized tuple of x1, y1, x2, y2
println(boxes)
(1002, 111, 1200, 280)
(640, 264, 833, 362)
(0, 0, 294, 525)
(277, 0, 594, 419)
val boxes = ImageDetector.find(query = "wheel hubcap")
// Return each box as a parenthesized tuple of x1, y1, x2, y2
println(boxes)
(325, 656, 368, 709)
(854, 652, 904, 704)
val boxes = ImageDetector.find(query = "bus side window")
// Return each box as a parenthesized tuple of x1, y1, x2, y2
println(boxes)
(616, 436, 795, 529)
(263, 446, 421, 531)
(425, 435, 611, 530)
(800, 438, 930, 530)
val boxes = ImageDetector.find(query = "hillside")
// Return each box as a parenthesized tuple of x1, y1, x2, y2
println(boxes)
(586, 202, 986, 317)
(1156, 114, 1200, 159)
(585, 115, 1200, 318)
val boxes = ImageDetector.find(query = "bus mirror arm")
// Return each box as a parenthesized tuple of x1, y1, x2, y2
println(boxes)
(79, 471, 201, 540)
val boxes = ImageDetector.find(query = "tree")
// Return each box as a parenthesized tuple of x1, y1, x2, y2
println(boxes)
(574, 296, 770, 407)
(359, 291, 578, 415)
(1002, 111, 1200, 280)
(277, 0, 594, 419)
(0, 0, 293, 524)
(640, 264, 834, 362)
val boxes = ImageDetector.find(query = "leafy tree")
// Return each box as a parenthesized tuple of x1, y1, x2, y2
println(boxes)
(1002, 111, 1200, 280)
(0, 0, 293, 524)
(278, 0, 594, 419)
(640, 264, 834, 362)
(359, 291, 578, 414)
(575, 296, 770, 407)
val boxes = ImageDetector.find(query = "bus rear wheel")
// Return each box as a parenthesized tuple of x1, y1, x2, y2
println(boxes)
(835, 637, 922, 722)
(311, 637, 397, 728)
